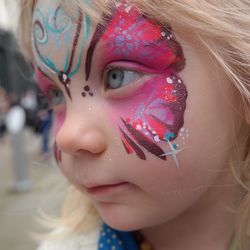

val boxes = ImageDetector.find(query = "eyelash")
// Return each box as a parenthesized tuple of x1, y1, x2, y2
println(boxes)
(102, 63, 152, 95)
(104, 67, 142, 89)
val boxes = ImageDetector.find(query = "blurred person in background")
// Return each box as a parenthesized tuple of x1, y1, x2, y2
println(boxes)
(0, 86, 9, 140)
(21, 88, 38, 131)
(5, 93, 31, 192)
(33, 84, 53, 160)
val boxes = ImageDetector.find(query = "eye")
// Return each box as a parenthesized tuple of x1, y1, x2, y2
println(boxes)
(47, 88, 65, 108)
(105, 68, 142, 90)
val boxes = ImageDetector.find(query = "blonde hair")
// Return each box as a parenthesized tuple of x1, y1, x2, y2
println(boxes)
(18, 0, 250, 249)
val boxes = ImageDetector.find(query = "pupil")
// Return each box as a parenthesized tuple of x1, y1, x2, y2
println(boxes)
(107, 69, 124, 89)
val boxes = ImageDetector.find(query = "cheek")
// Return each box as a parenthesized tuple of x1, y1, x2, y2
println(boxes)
(106, 70, 188, 163)
(52, 109, 65, 164)
(53, 108, 66, 134)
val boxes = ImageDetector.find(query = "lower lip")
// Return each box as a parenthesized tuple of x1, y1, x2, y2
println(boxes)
(85, 182, 128, 196)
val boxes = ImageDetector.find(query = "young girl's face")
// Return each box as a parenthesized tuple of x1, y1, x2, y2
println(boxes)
(33, 0, 240, 230)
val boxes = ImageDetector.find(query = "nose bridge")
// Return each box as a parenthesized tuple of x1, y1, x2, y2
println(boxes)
(56, 103, 107, 155)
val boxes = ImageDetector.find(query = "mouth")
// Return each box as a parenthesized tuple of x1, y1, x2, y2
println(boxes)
(85, 182, 129, 196)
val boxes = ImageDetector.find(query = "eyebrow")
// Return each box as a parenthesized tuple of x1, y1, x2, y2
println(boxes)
(85, 15, 111, 81)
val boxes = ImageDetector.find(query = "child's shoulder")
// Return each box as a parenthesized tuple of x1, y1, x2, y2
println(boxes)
(37, 226, 100, 250)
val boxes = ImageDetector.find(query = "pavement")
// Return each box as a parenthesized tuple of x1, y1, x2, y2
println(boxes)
(0, 129, 67, 250)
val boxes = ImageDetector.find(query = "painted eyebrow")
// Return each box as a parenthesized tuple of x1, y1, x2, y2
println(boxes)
(85, 15, 111, 81)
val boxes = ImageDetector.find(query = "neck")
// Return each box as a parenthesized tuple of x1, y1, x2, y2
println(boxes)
(141, 174, 240, 250)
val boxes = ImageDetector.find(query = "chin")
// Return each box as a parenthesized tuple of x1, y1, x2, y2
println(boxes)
(96, 203, 148, 232)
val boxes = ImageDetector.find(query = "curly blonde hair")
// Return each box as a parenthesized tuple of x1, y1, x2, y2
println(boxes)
(18, 0, 250, 249)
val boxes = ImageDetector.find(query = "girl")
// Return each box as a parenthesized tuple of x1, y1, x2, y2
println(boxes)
(18, 0, 250, 249)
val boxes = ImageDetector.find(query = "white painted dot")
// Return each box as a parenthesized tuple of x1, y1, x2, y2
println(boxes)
(63, 74, 67, 81)
(136, 124, 142, 130)
(125, 5, 132, 13)
(112, 234, 117, 239)
(166, 77, 173, 84)
(154, 136, 160, 142)
(161, 32, 166, 37)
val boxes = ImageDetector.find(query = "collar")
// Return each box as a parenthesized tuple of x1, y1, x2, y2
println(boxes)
(98, 224, 139, 250)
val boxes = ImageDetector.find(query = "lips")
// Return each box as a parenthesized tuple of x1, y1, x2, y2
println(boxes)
(85, 182, 128, 195)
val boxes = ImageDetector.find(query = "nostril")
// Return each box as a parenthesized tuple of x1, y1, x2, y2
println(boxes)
(78, 132, 107, 154)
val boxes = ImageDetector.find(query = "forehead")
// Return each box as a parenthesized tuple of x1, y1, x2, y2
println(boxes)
(32, 0, 183, 83)
(32, 0, 90, 80)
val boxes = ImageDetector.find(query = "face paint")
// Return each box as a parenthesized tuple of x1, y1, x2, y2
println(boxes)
(97, 3, 188, 166)
(113, 71, 186, 164)
(100, 5, 184, 72)
(82, 85, 94, 97)
(35, 67, 66, 134)
(35, 67, 54, 93)
(32, 1, 91, 99)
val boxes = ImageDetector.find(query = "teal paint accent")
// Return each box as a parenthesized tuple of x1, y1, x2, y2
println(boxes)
(43, 57, 60, 75)
(34, 9, 48, 45)
(33, 4, 93, 81)
(46, 16, 71, 34)
(85, 15, 91, 41)
(64, 51, 71, 72)
(45, 7, 72, 34)
(164, 132, 175, 141)
(68, 48, 84, 78)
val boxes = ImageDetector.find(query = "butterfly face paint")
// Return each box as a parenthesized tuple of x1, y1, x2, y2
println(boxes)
(96, 2, 188, 166)
(32, 0, 90, 99)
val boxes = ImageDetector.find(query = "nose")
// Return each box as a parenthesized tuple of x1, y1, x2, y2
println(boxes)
(56, 112, 107, 156)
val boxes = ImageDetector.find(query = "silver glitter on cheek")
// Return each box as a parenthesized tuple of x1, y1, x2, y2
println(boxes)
(179, 127, 190, 146)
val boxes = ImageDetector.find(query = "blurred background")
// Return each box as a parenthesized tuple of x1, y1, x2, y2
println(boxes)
(0, 1, 66, 249)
